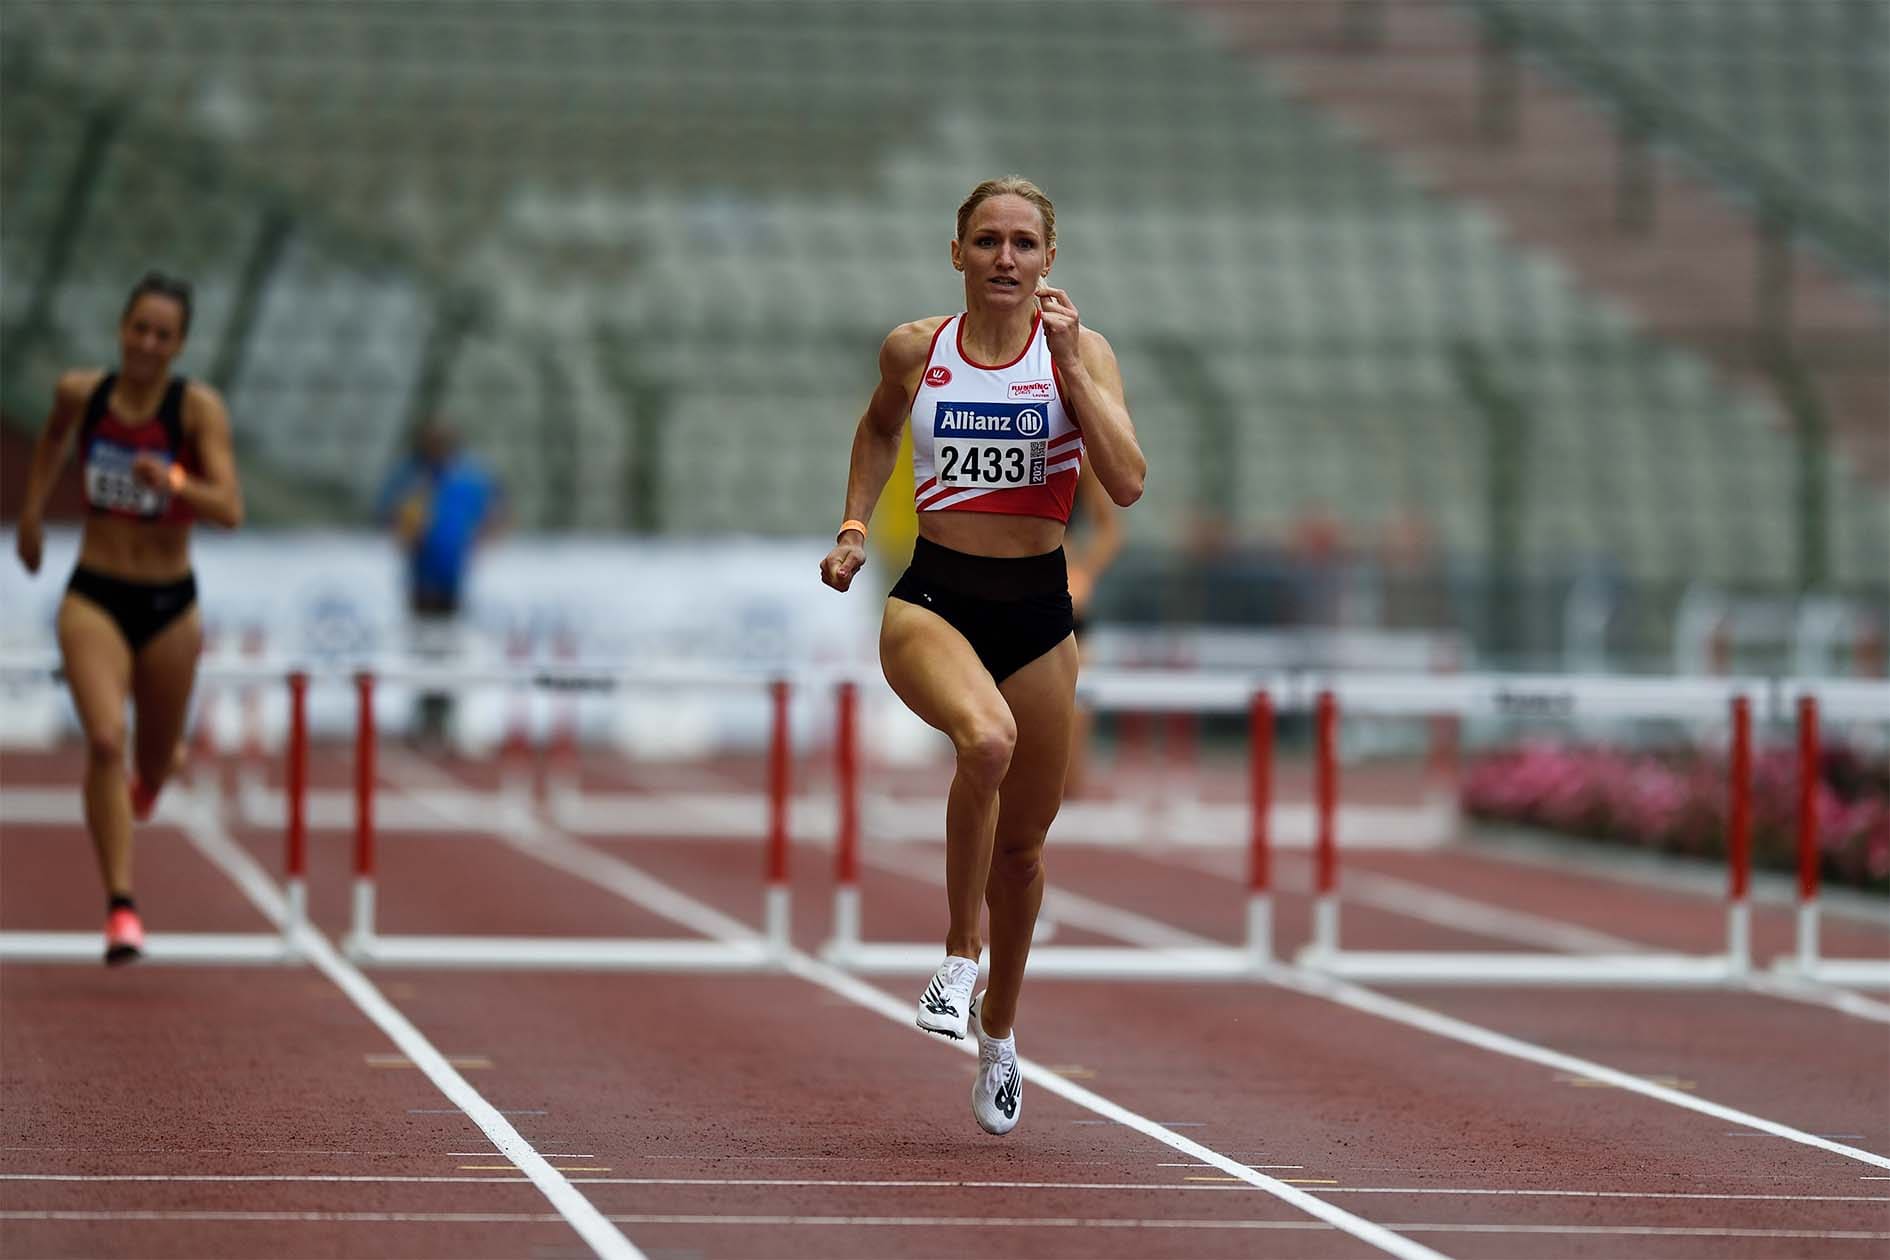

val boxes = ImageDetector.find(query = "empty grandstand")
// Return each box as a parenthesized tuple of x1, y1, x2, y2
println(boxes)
(3, 0, 1883, 667)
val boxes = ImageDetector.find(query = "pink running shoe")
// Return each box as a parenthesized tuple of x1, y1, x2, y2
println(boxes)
(104, 907, 144, 966)
(128, 776, 158, 822)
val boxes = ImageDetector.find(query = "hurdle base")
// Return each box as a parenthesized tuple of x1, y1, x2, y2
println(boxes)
(0, 931, 298, 965)
(1294, 949, 1742, 985)
(824, 941, 1262, 980)
(346, 934, 780, 971)
(1768, 957, 1890, 988)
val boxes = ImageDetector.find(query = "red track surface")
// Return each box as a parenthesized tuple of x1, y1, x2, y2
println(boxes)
(3, 741, 1886, 1260)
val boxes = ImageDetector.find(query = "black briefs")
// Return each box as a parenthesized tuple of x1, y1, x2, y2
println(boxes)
(66, 567, 198, 652)
(888, 537, 1074, 684)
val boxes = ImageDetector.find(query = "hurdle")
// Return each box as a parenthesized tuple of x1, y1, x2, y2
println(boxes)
(340, 662, 793, 971)
(0, 658, 306, 966)
(1772, 681, 1890, 988)
(820, 671, 1280, 979)
(1296, 673, 1789, 986)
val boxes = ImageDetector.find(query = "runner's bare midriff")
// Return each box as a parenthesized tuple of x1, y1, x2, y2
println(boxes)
(917, 510, 1065, 559)
(75, 516, 192, 582)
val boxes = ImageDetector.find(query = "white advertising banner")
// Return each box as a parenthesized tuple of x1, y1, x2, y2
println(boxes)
(2, 529, 888, 754)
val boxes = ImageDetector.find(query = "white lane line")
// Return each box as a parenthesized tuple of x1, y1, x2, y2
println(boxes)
(826, 825, 1890, 1172)
(379, 751, 759, 943)
(1271, 965, 1890, 1172)
(174, 793, 644, 1260)
(1174, 850, 1890, 1025)
(1741, 974, 1890, 1025)
(3, 1211, 1885, 1240)
(771, 951, 1445, 1260)
(401, 768, 1447, 1260)
(5, 1174, 1883, 1203)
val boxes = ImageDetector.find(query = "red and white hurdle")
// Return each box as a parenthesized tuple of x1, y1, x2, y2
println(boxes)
(340, 662, 794, 970)
(0, 658, 306, 965)
(1773, 683, 1890, 988)
(821, 671, 1280, 978)
(1296, 674, 1757, 983)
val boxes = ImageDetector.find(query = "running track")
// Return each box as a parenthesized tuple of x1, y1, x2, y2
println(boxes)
(3, 742, 1886, 1260)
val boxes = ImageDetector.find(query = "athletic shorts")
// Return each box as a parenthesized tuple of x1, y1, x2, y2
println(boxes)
(888, 537, 1074, 684)
(66, 567, 198, 652)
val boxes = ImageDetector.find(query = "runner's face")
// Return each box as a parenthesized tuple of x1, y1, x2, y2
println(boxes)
(119, 296, 187, 384)
(953, 195, 1054, 309)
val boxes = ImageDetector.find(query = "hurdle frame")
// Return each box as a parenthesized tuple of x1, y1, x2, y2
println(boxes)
(819, 671, 1281, 979)
(340, 663, 795, 972)
(1770, 682, 1890, 988)
(0, 661, 308, 966)
(1293, 674, 1808, 986)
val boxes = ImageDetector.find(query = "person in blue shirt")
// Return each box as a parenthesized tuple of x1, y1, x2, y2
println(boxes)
(377, 419, 505, 744)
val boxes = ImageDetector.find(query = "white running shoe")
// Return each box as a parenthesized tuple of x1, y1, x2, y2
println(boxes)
(969, 991, 1021, 1134)
(916, 955, 979, 1040)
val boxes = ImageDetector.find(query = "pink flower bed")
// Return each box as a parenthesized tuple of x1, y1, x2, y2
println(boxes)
(1463, 741, 1890, 892)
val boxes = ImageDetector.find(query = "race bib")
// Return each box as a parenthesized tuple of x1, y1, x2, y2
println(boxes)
(84, 442, 167, 516)
(933, 403, 1049, 488)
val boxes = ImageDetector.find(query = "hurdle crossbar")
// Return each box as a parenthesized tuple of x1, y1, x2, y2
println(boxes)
(0, 662, 309, 966)
(820, 673, 1280, 979)
(1295, 675, 1770, 985)
(341, 665, 795, 972)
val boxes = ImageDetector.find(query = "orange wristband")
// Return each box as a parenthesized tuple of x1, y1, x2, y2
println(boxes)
(167, 463, 187, 493)
(837, 519, 868, 543)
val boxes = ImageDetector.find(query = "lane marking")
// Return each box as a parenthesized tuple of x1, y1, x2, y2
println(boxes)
(774, 950, 1448, 1260)
(392, 760, 1890, 1249)
(953, 847, 1890, 1171)
(410, 1108, 545, 1116)
(1176, 848, 1890, 1027)
(1556, 1073, 1695, 1091)
(1743, 974, 1890, 1025)
(367, 1055, 492, 1070)
(4, 1174, 1883, 1203)
(2, 1211, 1885, 1240)
(1270, 965, 1890, 1172)
(381, 751, 758, 943)
(174, 792, 645, 1260)
(406, 760, 1449, 1260)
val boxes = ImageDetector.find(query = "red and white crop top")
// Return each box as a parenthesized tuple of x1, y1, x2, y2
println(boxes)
(78, 373, 195, 523)
(910, 314, 1082, 523)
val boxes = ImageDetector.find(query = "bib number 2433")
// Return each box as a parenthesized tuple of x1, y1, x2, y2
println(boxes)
(937, 439, 1046, 487)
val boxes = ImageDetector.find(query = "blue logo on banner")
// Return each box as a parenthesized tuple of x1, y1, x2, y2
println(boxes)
(934, 402, 1046, 439)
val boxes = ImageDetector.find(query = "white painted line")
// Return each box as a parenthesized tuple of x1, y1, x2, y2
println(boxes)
(774, 950, 1446, 1260)
(2, 1211, 1884, 1240)
(1272, 965, 1890, 1172)
(400, 764, 1446, 1260)
(4, 1174, 1882, 1203)
(851, 829, 1890, 1169)
(1166, 846, 1890, 1025)
(173, 792, 645, 1260)
(379, 751, 760, 943)
(1744, 973, 1890, 1026)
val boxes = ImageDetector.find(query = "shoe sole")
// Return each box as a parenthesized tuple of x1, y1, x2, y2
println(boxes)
(916, 1016, 967, 1040)
(104, 944, 142, 967)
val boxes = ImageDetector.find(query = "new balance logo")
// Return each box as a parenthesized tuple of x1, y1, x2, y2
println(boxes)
(995, 1063, 1019, 1119)
(921, 978, 958, 1017)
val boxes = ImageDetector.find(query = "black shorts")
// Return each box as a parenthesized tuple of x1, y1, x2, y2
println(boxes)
(67, 567, 198, 652)
(888, 537, 1074, 684)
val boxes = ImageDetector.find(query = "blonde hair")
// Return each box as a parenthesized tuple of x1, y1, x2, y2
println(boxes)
(955, 176, 1056, 247)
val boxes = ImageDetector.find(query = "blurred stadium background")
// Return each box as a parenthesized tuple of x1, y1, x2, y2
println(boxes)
(2, 0, 1884, 680)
